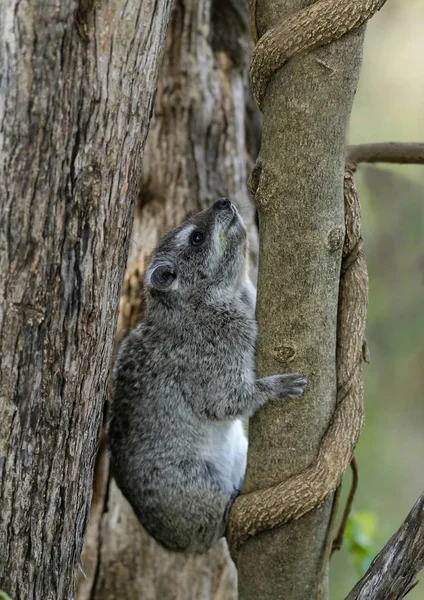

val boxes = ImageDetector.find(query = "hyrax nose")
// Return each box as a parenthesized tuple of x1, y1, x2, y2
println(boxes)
(215, 198, 232, 211)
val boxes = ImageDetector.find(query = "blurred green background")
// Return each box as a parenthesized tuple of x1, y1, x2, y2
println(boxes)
(330, 1, 424, 597)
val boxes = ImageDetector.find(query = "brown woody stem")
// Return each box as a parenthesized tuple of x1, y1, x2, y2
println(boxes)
(331, 456, 359, 555)
(346, 142, 424, 165)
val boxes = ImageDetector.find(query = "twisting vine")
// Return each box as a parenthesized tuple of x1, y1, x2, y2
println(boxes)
(228, 164, 368, 556)
(227, 0, 388, 560)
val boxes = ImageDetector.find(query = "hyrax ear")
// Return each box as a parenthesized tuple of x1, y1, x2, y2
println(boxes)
(147, 261, 178, 292)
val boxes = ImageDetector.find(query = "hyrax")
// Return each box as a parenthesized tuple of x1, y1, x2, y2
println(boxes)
(109, 198, 307, 553)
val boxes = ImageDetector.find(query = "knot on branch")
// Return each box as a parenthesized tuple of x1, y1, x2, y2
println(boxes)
(327, 226, 345, 252)
(249, 0, 387, 110)
(227, 169, 368, 561)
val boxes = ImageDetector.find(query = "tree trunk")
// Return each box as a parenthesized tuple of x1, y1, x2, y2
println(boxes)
(236, 2, 366, 599)
(0, 0, 173, 597)
(76, 1, 259, 599)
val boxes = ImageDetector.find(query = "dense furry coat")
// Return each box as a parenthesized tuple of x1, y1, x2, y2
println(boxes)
(109, 199, 306, 553)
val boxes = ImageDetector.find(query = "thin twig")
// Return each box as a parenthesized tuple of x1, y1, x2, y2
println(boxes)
(331, 456, 359, 555)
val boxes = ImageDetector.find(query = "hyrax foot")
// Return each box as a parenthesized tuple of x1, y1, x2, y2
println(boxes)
(275, 372, 308, 399)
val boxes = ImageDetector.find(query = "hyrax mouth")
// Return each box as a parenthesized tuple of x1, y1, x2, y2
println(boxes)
(217, 211, 241, 236)
(212, 198, 245, 239)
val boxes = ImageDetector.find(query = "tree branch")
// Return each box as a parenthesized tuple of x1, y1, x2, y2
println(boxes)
(331, 456, 359, 555)
(346, 492, 424, 600)
(346, 142, 424, 165)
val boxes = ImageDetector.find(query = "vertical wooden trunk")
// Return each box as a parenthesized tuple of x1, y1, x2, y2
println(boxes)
(76, 1, 259, 599)
(0, 0, 173, 597)
(237, 1, 366, 599)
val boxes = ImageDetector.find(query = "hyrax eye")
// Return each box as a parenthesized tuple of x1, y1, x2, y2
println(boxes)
(190, 229, 205, 246)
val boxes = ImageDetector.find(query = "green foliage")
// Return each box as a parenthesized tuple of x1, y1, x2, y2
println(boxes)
(345, 511, 379, 576)
(0, 591, 13, 600)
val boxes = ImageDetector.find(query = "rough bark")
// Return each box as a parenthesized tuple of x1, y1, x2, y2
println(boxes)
(0, 0, 173, 597)
(346, 492, 424, 600)
(76, 1, 259, 599)
(233, 2, 366, 599)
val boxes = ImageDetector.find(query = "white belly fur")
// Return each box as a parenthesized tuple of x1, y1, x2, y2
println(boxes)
(201, 419, 248, 490)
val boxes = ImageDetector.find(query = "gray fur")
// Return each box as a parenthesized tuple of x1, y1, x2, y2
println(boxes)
(109, 199, 307, 553)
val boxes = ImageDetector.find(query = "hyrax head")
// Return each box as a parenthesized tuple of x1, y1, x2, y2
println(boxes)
(146, 199, 247, 300)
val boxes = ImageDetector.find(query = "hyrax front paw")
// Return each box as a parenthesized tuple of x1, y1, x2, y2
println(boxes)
(273, 372, 307, 399)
